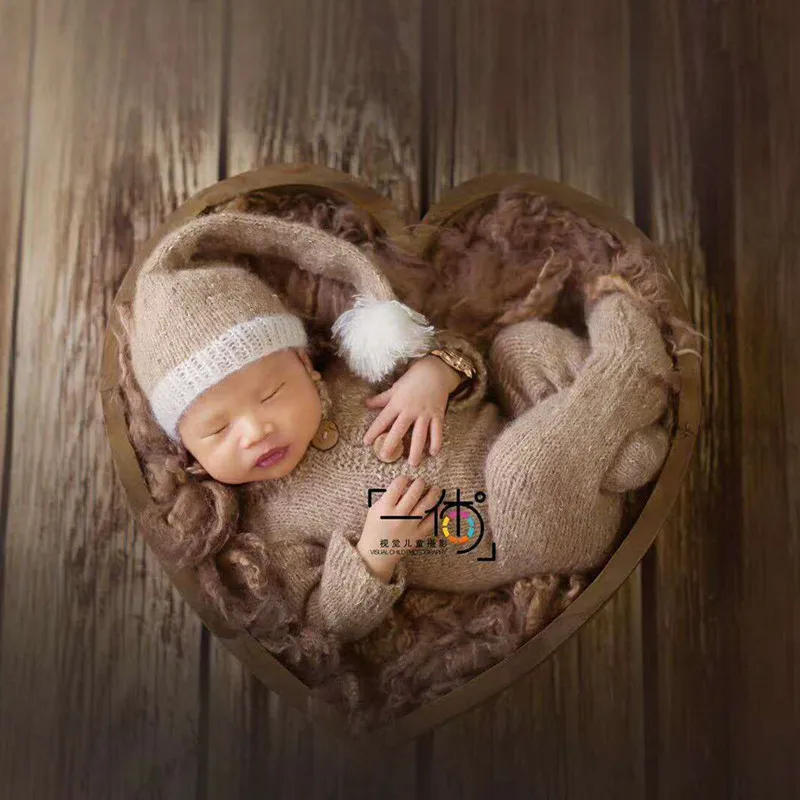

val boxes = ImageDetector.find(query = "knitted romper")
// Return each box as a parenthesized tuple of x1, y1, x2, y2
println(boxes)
(238, 290, 673, 643)
(481, 290, 671, 582)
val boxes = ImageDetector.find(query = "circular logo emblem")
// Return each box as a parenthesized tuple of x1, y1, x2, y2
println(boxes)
(441, 507, 479, 545)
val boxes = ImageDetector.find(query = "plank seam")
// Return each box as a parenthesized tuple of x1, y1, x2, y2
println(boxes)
(0, 0, 38, 675)
(197, 2, 232, 799)
(629, 0, 659, 795)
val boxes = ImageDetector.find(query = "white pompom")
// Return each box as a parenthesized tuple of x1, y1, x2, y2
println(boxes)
(331, 295, 437, 382)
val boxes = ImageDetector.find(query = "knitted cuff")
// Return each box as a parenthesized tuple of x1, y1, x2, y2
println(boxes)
(319, 528, 408, 643)
(433, 329, 489, 413)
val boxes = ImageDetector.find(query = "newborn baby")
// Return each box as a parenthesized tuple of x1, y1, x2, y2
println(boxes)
(130, 211, 673, 644)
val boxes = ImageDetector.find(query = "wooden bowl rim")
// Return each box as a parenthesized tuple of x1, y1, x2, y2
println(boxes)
(99, 162, 702, 748)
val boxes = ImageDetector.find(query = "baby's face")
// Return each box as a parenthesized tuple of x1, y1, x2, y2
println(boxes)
(177, 347, 322, 485)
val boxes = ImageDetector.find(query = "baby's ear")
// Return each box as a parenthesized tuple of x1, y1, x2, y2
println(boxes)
(294, 346, 316, 374)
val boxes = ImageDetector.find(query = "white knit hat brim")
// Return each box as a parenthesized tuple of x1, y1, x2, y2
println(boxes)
(150, 314, 308, 442)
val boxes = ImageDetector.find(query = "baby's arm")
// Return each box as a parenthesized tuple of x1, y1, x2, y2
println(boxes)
(267, 528, 408, 644)
(430, 328, 489, 412)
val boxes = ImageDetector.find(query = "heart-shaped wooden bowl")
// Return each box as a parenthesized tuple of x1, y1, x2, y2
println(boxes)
(100, 163, 701, 748)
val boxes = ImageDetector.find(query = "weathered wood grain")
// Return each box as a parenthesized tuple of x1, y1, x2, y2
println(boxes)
(0, 0, 223, 796)
(635, 3, 738, 796)
(423, 1, 645, 798)
(734, 0, 800, 790)
(641, 0, 800, 796)
(226, 0, 421, 223)
(210, 2, 422, 798)
(0, 0, 33, 569)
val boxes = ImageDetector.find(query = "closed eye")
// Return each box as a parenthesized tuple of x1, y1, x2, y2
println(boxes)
(203, 423, 228, 439)
(261, 382, 286, 402)
(200, 382, 286, 439)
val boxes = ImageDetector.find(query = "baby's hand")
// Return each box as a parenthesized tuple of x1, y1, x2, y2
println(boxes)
(356, 476, 442, 581)
(363, 355, 462, 466)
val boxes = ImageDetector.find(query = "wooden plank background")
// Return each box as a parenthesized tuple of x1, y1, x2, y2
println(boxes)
(0, 0, 797, 798)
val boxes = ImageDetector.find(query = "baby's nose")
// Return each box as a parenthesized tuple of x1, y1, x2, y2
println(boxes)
(240, 414, 272, 445)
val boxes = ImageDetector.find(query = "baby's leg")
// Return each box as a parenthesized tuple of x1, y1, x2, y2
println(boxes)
(488, 315, 670, 493)
(484, 292, 674, 577)
(489, 320, 589, 418)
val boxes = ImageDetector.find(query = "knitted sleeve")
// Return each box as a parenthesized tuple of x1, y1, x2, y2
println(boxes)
(268, 528, 408, 644)
(433, 328, 489, 413)
(316, 528, 408, 642)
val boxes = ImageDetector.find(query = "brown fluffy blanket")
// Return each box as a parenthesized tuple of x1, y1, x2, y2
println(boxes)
(116, 185, 692, 734)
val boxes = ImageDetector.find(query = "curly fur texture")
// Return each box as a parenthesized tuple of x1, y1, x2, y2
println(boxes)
(113, 186, 700, 734)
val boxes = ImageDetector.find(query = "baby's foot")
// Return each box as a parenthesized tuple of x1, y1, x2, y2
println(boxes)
(583, 288, 675, 429)
(601, 424, 670, 493)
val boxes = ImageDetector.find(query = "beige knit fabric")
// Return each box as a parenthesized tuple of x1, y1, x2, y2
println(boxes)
(237, 291, 673, 643)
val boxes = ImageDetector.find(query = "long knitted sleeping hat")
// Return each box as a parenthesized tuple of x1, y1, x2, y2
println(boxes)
(129, 210, 437, 442)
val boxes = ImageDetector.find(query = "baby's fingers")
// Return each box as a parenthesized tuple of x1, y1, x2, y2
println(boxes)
(412, 484, 443, 520)
(363, 405, 399, 445)
(429, 415, 443, 457)
(384, 474, 412, 505)
(407, 416, 431, 467)
(378, 415, 412, 461)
